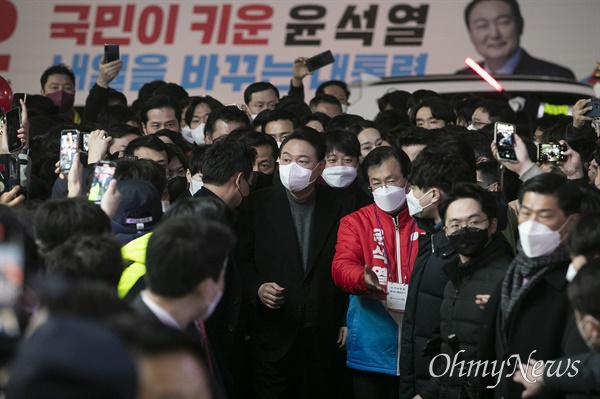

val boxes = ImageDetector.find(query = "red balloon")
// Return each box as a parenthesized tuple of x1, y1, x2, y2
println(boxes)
(0, 75, 13, 112)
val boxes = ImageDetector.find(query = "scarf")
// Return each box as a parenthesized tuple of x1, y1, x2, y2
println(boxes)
(500, 243, 570, 327)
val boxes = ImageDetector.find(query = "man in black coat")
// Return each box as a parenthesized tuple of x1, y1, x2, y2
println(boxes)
(193, 137, 257, 399)
(399, 147, 476, 399)
(478, 174, 584, 399)
(238, 127, 355, 399)
(418, 183, 513, 399)
(455, 0, 575, 79)
(129, 216, 235, 397)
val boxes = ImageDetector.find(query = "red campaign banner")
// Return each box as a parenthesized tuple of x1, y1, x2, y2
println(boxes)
(1, 0, 597, 105)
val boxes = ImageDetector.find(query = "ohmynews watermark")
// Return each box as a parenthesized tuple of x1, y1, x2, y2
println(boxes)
(429, 350, 580, 389)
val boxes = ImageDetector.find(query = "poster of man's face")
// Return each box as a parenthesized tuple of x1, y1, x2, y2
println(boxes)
(466, 0, 521, 65)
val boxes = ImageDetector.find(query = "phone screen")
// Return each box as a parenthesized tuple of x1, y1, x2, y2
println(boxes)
(104, 44, 120, 63)
(88, 161, 116, 203)
(494, 122, 517, 162)
(6, 107, 22, 153)
(0, 154, 18, 194)
(306, 50, 334, 72)
(82, 133, 90, 153)
(538, 144, 567, 163)
(59, 130, 80, 173)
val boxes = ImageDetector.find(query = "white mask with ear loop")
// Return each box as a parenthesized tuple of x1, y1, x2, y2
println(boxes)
(279, 162, 319, 192)
(518, 219, 570, 258)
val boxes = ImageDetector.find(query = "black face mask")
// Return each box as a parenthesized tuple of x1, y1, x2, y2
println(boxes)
(251, 171, 273, 192)
(167, 176, 188, 203)
(447, 227, 490, 257)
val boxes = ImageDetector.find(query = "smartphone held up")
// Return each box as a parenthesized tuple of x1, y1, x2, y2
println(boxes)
(59, 129, 80, 173)
(88, 160, 116, 204)
(494, 122, 517, 162)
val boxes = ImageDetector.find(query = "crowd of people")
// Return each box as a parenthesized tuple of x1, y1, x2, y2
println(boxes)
(1, 1, 599, 398)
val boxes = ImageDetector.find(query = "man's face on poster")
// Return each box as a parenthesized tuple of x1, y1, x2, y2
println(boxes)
(467, 0, 520, 64)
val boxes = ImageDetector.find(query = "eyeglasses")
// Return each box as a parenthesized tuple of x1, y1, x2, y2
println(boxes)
(369, 180, 405, 192)
(445, 218, 489, 234)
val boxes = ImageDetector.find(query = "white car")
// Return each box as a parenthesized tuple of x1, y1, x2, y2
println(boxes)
(348, 74, 597, 122)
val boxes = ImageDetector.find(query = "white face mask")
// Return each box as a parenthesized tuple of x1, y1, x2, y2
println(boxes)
(189, 178, 204, 196)
(161, 200, 170, 213)
(518, 220, 568, 258)
(181, 125, 195, 144)
(406, 189, 433, 217)
(467, 123, 477, 131)
(372, 185, 407, 213)
(181, 124, 205, 145)
(276, 141, 282, 148)
(250, 114, 258, 121)
(279, 162, 318, 192)
(321, 166, 357, 188)
(341, 104, 349, 114)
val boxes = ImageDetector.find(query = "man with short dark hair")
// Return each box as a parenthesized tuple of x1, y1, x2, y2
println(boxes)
(193, 137, 256, 208)
(418, 183, 513, 399)
(332, 146, 421, 398)
(130, 216, 234, 393)
(140, 95, 182, 134)
(261, 109, 298, 148)
(309, 94, 343, 118)
(399, 147, 475, 399)
(244, 82, 280, 119)
(478, 173, 583, 399)
(238, 127, 355, 398)
(227, 129, 278, 190)
(39, 64, 80, 122)
(469, 99, 517, 130)
(124, 135, 169, 168)
(44, 234, 124, 287)
(455, 0, 575, 78)
(410, 97, 456, 130)
(204, 105, 251, 144)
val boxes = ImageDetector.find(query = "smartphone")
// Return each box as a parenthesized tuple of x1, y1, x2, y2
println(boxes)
(104, 44, 120, 63)
(11, 93, 26, 109)
(585, 100, 600, 118)
(306, 50, 335, 72)
(0, 154, 19, 194)
(494, 122, 517, 162)
(538, 143, 567, 163)
(88, 160, 116, 204)
(59, 129, 80, 173)
(6, 107, 22, 153)
(82, 132, 90, 153)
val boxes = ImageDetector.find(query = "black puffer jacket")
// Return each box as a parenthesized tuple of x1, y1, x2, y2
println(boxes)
(420, 235, 513, 399)
(399, 218, 458, 399)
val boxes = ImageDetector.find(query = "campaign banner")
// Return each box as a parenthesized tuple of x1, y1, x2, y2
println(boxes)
(1, 0, 598, 105)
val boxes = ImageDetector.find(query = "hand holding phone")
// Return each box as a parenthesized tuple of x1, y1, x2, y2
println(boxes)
(537, 143, 567, 163)
(5, 107, 22, 153)
(104, 44, 120, 63)
(494, 122, 517, 162)
(88, 160, 116, 204)
(59, 129, 80, 173)
(306, 50, 335, 72)
(98, 45, 122, 88)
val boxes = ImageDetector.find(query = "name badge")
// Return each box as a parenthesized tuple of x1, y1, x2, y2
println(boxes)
(386, 282, 408, 313)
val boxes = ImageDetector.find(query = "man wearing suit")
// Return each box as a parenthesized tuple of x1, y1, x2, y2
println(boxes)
(129, 216, 235, 395)
(194, 136, 256, 399)
(238, 127, 355, 399)
(455, 0, 575, 79)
